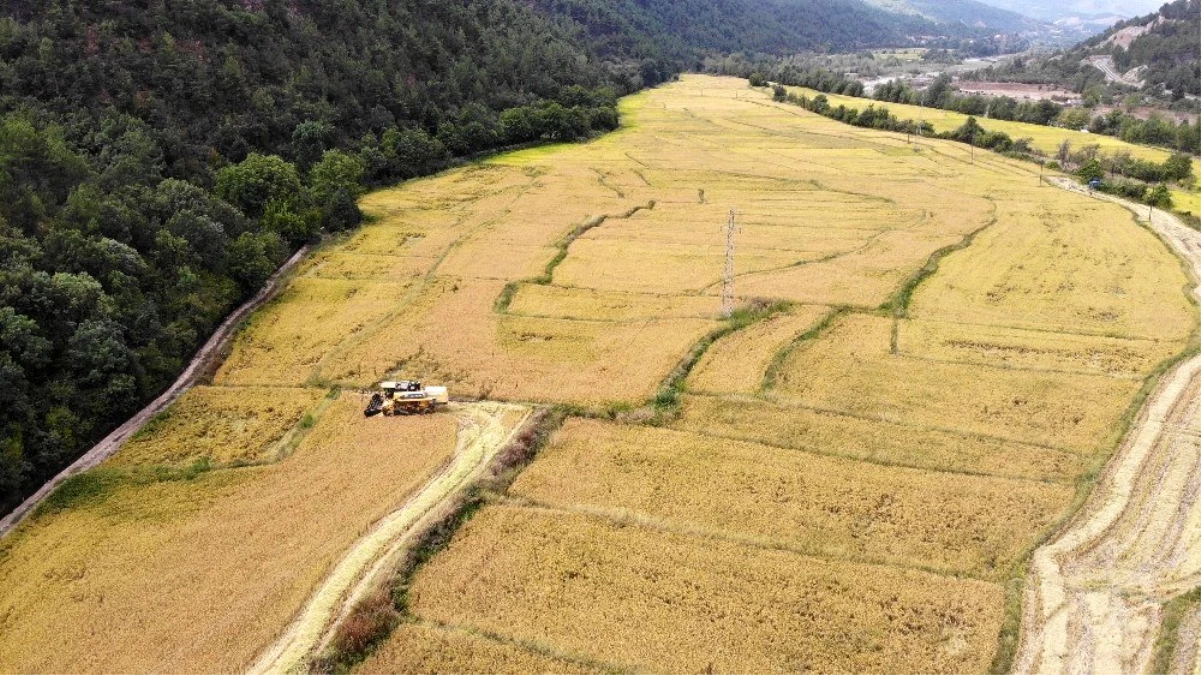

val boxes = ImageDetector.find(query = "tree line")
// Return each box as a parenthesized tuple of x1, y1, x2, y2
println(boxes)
(873, 74, 1201, 155)
(774, 84, 1194, 210)
(0, 0, 631, 516)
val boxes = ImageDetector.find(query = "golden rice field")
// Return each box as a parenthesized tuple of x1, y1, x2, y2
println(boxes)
(406, 505, 1005, 674)
(674, 395, 1085, 481)
(770, 313, 1144, 451)
(688, 305, 830, 395)
(364, 74, 1193, 674)
(108, 386, 323, 468)
(357, 623, 601, 675)
(1, 73, 1195, 675)
(511, 418, 1071, 578)
(784, 85, 1201, 182)
(0, 397, 464, 673)
(506, 285, 716, 321)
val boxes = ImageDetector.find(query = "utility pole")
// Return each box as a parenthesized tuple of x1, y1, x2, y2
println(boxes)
(721, 208, 738, 317)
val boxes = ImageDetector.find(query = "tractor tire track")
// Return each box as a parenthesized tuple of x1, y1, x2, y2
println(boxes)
(1014, 179, 1201, 674)
(247, 401, 530, 675)
(0, 245, 311, 540)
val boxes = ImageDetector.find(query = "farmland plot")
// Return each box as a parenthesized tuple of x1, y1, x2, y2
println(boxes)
(107, 386, 324, 468)
(0, 398, 464, 673)
(770, 313, 1142, 451)
(357, 623, 602, 675)
(688, 305, 830, 395)
(406, 505, 1005, 675)
(365, 75, 1193, 675)
(511, 418, 1071, 578)
(674, 395, 1084, 482)
(1, 73, 1194, 675)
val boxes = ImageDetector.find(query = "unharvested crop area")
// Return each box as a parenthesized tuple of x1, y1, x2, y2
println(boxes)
(784, 85, 1201, 215)
(108, 386, 324, 468)
(0, 75, 1193, 674)
(0, 397, 467, 673)
(359, 75, 1194, 675)
(407, 505, 1006, 674)
(512, 418, 1071, 578)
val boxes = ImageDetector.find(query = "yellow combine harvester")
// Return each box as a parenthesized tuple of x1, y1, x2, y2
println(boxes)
(363, 380, 449, 417)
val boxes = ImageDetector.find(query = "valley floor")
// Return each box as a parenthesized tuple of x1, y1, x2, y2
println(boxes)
(0, 75, 1195, 674)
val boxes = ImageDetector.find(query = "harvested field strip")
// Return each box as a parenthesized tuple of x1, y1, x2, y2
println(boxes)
(511, 418, 1071, 578)
(674, 395, 1084, 482)
(406, 505, 1006, 675)
(249, 402, 531, 675)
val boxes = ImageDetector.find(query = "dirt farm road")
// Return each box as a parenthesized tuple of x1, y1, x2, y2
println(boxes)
(1014, 179, 1201, 674)
(247, 401, 530, 675)
(0, 245, 311, 541)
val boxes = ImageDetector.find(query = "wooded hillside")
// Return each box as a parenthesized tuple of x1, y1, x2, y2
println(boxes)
(0, 0, 1029, 515)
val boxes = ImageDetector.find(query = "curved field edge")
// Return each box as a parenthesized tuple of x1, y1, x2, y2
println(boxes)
(312, 298, 795, 672)
(249, 402, 531, 675)
(0, 245, 312, 540)
(1007, 180, 1201, 675)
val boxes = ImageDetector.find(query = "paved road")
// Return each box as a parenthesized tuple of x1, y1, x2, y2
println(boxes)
(1087, 56, 1144, 88)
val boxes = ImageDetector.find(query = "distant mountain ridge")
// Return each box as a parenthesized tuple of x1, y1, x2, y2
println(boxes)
(532, 0, 1000, 59)
(862, 0, 1047, 33)
(966, 0, 1153, 37)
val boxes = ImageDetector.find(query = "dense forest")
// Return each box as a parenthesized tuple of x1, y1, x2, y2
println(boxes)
(0, 0, 636, 516)
(861, 0, 1047, 37)
(538, 0, 950, 60)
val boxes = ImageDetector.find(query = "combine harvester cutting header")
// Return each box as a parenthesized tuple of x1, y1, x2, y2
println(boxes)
(363, 380, 449, 417)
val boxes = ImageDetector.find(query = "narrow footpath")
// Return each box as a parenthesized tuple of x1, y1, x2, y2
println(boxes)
(247, 401, 530, 675)
(0, 246, 310, 540)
